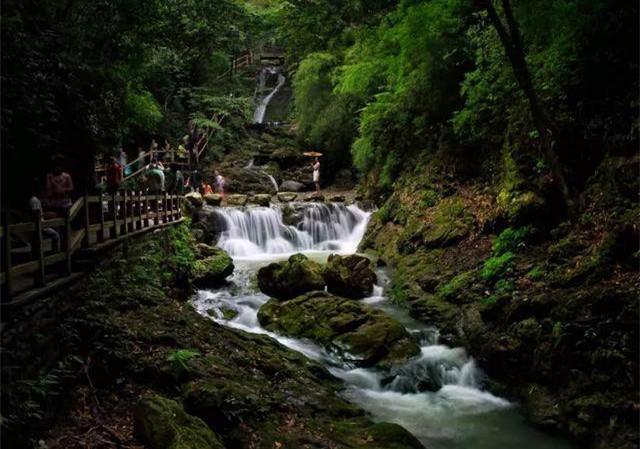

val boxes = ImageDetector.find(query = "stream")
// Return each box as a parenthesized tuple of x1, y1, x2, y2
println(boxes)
(191, 203, 573, 449)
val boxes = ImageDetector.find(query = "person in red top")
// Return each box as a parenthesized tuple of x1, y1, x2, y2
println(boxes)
(105, 155, 123, 194)
(45, 156, 74, 215)
(201, 181, 213, 195)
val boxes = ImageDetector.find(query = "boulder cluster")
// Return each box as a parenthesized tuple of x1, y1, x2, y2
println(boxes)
(256, 253, 420, 368)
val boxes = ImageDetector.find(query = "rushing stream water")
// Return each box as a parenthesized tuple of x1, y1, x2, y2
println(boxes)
(191, 203, 573, 449)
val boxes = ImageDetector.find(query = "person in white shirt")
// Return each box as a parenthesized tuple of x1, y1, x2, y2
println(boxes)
(312, 157, 321, 194)
(30, 179, 61, 252)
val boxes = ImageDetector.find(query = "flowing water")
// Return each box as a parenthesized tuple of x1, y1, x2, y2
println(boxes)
(253, 67, 286, 124)
(191, 203, 573, 449)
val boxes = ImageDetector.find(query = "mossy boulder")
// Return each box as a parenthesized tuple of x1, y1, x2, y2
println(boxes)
(203, 193, 222, 206)
(251, 194, 271, 206)
(257, 253, 325, 300)
(497, 190, 545, 224)
(133, 394, 225, 449)
(192, 248, 234, 288)
(185, 192, 204, 208)
(277, 192, 297, 202)
(323, 254, 377, 299)
(257, 291, 420, 368)
(225, 194, 248, 206)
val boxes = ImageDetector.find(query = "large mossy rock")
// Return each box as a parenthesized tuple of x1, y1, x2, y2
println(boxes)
(257, 253, 325, 300)
(193, 248, 234, 288)
(185, 192, 204, 208)
(323, 254, 376, 299)
(257, 291, 420, 368)
(203, 193, 222, 206)
(225, 194, 248, 206)
(133, 394, 225, 449)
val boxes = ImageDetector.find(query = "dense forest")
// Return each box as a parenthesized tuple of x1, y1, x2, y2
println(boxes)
(1, 1, 638, 449)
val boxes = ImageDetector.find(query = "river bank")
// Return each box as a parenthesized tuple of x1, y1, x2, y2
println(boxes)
(359, 154, 639, 449)
(1, 224, 426, 449)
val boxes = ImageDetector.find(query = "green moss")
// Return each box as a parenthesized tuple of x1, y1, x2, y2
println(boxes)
(134, 394, 224, 449)
(258, 291, 419, 368)
(483, 279, 515, 305)
(436, 271, 474, 301)
(527, 265, 544, 281)
(420, 189, 440, 208)
(481, 251, 515, 282)
(492, 226, 531, 255)
(192, 249, 234, 287)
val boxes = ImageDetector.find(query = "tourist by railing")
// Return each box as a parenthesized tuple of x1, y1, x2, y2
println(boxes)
(1, 191, 184, 306)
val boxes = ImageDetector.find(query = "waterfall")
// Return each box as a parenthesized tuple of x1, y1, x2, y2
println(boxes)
(253, 67, 286, 124)
(209, 203, 369, 258)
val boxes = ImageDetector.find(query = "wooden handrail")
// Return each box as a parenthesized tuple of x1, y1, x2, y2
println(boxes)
(1, 191, 185, 304)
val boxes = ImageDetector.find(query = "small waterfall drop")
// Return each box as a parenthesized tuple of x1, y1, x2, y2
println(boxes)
(209, 203, 369, 258)
(253, 67, 286, 124)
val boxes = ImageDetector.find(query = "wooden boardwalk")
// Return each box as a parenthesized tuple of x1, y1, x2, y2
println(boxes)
(1, 192, 184, 308)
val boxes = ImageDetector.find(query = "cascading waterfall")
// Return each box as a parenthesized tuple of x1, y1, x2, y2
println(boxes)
(253, 67, 286, 124)
(209, 203, 370, 258)
(191, 202, 573, 449)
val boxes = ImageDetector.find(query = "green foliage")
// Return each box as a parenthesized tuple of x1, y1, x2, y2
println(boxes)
(124, 89, 164, 133)
(527, 265, 544, 281)
(437, 271, 474, 301)
(483, 279, 515, 305)
(492, 226, 531, 255)
(167, 349, 201, 378)
(481, 251, 515, 282)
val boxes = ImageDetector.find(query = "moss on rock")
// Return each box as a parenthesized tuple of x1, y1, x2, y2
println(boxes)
(323, 254, 377, 299)
(192, 248, 234, 288)
(133, 394, 225, 449)
(257, 253, 325, 300)
(258, 291, 420, 368)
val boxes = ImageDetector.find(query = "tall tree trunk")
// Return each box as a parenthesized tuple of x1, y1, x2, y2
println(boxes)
(483, 0, 572, 207)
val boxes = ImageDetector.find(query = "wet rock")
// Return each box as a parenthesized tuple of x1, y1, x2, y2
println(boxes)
(133, 394, 225, 449)
(251, 194, 271, 207)
(280, 203, 304, 226)
(323, 254, 377, 299)
(191, 207, 227, 245)
(280, 180, 305, 192)
(329, 194, 346, 202)
(192, 248, 234, 288)
(225, 194, 248, 206)
(304, 194, 325, 202)
(258, 291, 420, 368)
(257, 253, 325, 300)
(185, 192, 203, 208)
(204, 193, 222, 206)
(522, 384, 561, 430)
(195, 243, 219, 259)
(277, 192, 297, 202)
(417, 275, 441, 293)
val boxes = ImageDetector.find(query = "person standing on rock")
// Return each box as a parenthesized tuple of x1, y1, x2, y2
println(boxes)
(215, 170, 225, 197)
(312, 157, 321, 194)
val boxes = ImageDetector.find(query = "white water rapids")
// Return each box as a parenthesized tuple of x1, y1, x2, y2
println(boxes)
(191, 203, 573, 449)
(253, 67, 286, 124)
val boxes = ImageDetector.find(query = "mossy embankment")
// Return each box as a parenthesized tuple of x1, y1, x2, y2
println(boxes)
(360, 154, 639, 449)
(1, 224, 422, 449)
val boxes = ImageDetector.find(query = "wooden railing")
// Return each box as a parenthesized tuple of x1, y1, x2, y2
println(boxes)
(215, 51, 256, 80)
(1, 192, 184, 306)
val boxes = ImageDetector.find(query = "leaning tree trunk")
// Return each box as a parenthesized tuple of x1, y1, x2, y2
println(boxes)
(483, 0, 572, 207)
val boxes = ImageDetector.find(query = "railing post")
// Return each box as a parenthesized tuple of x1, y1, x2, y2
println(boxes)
(4, 219, 13, 300)
(123, 190, 129, 235)
(112, 191, 120, 238)
(153, 195, 160, 226)
(138, 191, 143, 230)
(163, 192, 169, 224)
(99, 193, 106, 242)
(65, 208, 72, 274)
(33, 212, 46, 287)
(83, 193, 90, 247)
(144, 193, 150, 228)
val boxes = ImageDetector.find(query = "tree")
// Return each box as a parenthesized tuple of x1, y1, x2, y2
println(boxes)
(479, 0, 571, 205)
